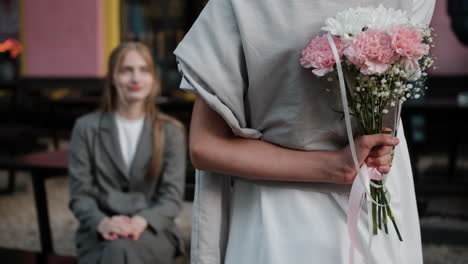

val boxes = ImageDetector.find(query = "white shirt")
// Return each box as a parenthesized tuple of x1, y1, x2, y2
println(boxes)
(114, 113, 145, 174)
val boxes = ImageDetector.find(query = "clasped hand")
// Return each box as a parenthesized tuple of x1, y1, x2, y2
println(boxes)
(97, 215, 148, 241)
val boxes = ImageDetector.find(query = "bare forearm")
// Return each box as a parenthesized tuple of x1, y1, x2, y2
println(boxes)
(191, 135, 344, 182)
(189, 98, 347, 182)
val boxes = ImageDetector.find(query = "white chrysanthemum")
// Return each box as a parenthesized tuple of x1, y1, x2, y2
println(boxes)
(322, 5, 410, 40)
(321, 7, 372, 40)
(368, 5, 409, 31)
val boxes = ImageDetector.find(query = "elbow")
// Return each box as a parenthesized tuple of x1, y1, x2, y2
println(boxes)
(189, 139, 207, 170)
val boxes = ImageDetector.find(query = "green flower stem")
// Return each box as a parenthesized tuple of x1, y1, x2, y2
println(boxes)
(377, 187, 382, 230)
(381, 191, 403, 242)
(372, 188, 378, 235)
(381, 190, 389, 234)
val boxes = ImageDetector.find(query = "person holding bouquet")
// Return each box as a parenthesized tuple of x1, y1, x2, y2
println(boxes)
(175, 0, 435, 263)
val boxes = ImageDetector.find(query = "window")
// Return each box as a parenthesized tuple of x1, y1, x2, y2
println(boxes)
(123, 0, 208, 96)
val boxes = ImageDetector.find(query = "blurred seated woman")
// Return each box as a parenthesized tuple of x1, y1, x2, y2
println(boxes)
(68, 42, 186, 264)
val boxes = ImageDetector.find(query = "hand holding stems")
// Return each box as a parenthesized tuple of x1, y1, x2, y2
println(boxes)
(334, 129, 399, 184)
(97, 215, 148, 241)
(337, 129, 403, 241)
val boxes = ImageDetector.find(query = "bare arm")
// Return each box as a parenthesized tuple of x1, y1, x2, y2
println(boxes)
(189, 98, 398, 184)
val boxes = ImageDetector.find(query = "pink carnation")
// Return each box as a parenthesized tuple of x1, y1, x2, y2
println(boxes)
(300, 35, 344, 76)
(389, 25, 429, 70)
(344, 29, 397, 75)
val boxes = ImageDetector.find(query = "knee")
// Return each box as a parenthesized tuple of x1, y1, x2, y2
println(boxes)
(104, 238, 133, 254)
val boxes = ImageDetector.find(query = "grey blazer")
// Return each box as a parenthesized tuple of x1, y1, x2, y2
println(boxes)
(68, 111, 186, 257)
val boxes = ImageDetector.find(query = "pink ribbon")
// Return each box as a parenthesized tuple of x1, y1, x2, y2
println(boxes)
(348, 165, 383, 264)
(369, 167, 384, 181)
(326, 33, 387, 264)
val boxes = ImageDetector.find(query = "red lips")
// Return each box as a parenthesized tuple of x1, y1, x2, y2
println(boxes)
(129, 85, 142, 92)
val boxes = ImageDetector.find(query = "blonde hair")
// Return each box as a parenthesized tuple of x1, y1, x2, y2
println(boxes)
(100, 42, 184, 182)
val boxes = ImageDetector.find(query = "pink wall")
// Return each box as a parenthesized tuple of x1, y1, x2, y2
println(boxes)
(23, 0, 104, 77)
(429, 0, 468, 75)
(21, 0, 466, 77)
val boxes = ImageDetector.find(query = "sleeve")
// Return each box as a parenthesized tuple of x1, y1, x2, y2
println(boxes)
(410, 0, 436, 25)
(179, 76, 192, 91)
(174, 0, 262, 140)
(68, 118, 107, 231)
(174, 1, 253, 263)
(136, 123, 186, 233)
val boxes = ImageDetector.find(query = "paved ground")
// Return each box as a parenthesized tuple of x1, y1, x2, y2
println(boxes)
(1, 172, 468, 263)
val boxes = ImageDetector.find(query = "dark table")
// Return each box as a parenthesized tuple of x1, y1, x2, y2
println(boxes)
(0, 150, 68, 255)
(0, 247, 76, 264)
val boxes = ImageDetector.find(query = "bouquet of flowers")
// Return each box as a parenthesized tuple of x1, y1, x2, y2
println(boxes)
(300, 5, 434, 243)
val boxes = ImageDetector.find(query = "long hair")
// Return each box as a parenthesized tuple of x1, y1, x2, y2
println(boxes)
(100, 42, 183, 182)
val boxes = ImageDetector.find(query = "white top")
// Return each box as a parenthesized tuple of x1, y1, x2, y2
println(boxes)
(114, 113, 145, 174)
